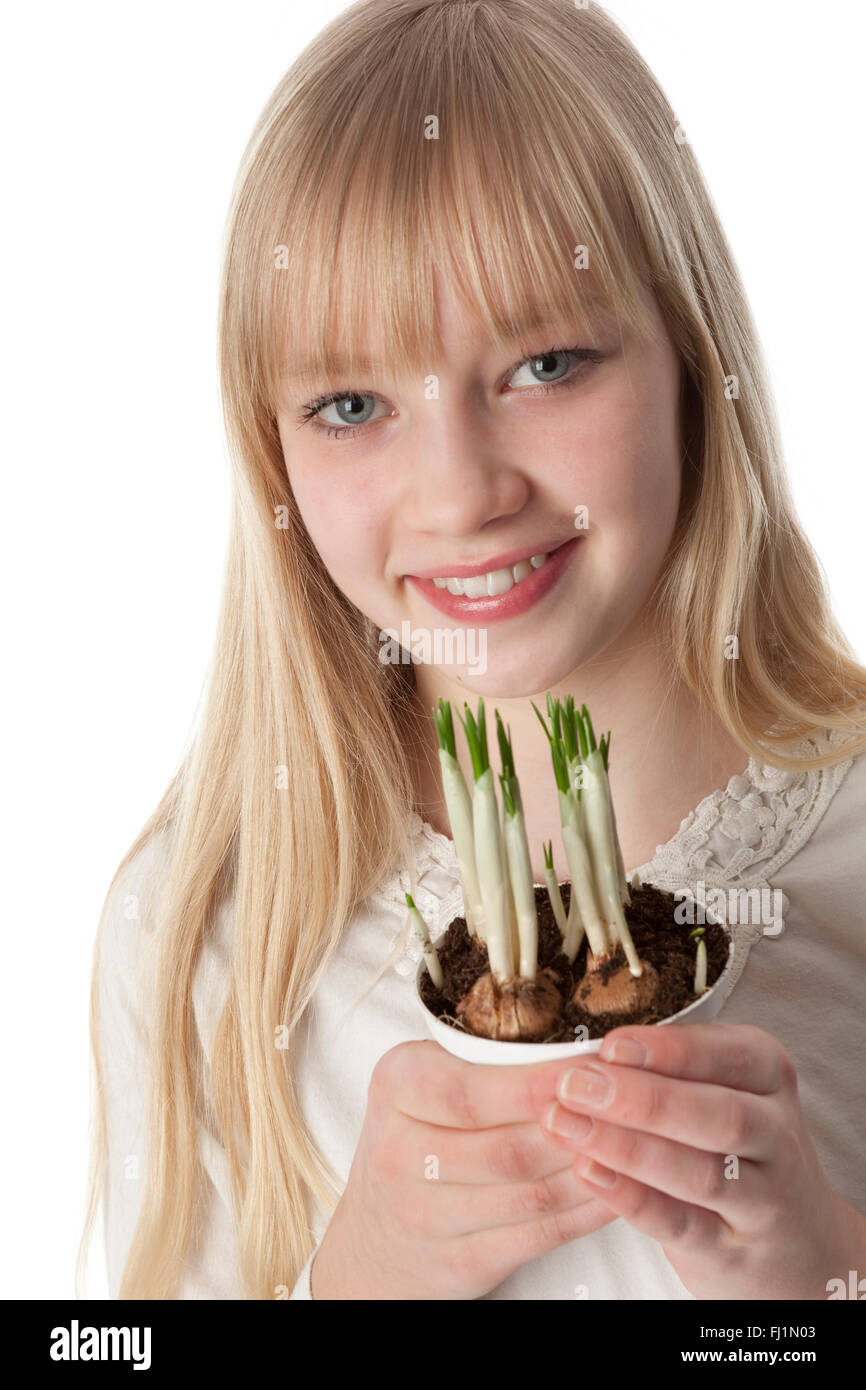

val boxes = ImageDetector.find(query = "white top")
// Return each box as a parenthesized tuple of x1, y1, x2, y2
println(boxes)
(98, 725, 866, 1299)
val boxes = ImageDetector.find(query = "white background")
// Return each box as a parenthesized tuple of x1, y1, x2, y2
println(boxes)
(2, 0, 863, 1298)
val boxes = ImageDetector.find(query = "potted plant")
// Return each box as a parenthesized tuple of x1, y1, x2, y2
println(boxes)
(412, 695, 734, 1065)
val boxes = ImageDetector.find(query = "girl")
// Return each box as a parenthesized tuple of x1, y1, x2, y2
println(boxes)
(79, 0, 866, 1300)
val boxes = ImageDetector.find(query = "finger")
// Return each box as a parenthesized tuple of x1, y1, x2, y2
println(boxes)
(552, 1056, 783, 1160)
(597, 1022, 795, 1096)
(447, 1195, 619, 1284)
(419, 1163, 601, 1237)
(543, 1104, 769, 1224)
(572, 1160, 726, 1253)
(383, 1039, 583, 1129)
(412, 1117, 599, 1184)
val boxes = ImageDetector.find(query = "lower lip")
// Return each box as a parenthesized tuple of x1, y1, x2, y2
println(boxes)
(405, 537, 582, 624)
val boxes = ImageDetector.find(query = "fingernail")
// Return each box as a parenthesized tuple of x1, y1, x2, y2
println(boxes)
(580, 1158, 617, 1188)
(559, 1064, 613, 1107)
(544, 1103, 593, 1143)
(606, 1038, 647, 1067)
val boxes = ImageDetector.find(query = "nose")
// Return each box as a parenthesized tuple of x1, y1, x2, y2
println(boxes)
(399, 393, 530, 539)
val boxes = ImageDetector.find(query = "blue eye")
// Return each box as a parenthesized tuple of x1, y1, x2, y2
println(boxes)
(296, 345, 603, 440)
(509, 349, 575, 387)
(322, 393, 376, 425)
(300, 391, 385, 434)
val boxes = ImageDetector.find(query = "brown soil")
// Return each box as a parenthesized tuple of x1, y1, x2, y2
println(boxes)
(418, 882, 731, 1043)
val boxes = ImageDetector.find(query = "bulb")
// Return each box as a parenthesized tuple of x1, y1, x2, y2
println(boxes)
(574, 958, 660, 1017)
(457, 969, 563, 1041)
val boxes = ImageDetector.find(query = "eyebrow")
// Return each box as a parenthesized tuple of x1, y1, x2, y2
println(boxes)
(281, 298, 612, 386)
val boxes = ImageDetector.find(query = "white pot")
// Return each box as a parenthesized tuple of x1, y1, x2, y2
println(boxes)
(416, 888, 734, 1065)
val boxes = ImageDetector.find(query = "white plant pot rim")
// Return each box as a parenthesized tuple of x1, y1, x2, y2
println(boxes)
(416, 885, 735, 1065)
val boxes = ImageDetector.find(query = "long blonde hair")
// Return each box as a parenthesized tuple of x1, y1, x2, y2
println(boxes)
(78, 0, 866, 1299)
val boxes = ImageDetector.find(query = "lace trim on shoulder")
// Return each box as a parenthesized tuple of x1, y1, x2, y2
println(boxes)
(631, 724, 857, 891)
(628, 725, 858, 994)
(364, 814, 463, 977)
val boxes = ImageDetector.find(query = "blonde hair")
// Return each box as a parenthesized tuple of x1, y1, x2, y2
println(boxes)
(78, 0, 866, 1300)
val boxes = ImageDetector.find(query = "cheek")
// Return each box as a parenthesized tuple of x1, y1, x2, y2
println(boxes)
(287, 462, 389, 584)
(543, 375, 682, 537)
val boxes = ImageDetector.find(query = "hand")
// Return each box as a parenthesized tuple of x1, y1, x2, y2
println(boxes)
(311, 1039, 618, 1299)
(540, 1022, 865, 1299)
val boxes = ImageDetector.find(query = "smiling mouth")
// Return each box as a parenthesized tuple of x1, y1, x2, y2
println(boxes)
(408, 537, 573, 597)
(432, 551, 552, 598)
(404, 536, 581, 624)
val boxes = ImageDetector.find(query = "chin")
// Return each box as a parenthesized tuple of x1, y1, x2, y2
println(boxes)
(435, 642, 592, 700)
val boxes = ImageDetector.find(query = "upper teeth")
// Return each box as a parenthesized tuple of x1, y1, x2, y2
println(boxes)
(432, 553, 549, 597)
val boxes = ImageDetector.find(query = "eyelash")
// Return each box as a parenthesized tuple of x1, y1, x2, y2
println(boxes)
(294, 344, 604, 441)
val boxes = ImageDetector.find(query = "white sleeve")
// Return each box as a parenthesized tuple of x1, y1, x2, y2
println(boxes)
(97, 829, 246, 1299)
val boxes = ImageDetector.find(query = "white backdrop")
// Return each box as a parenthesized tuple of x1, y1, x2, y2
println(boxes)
(2, 0, 862, 1298)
